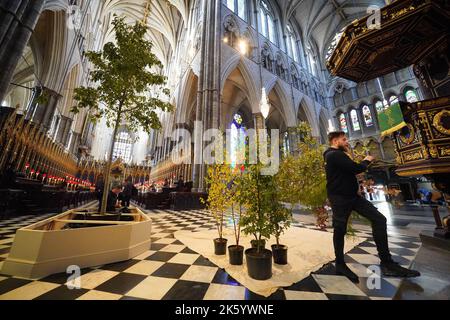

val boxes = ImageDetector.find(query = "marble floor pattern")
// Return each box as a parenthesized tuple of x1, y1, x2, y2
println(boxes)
(0, 206, 425, 300)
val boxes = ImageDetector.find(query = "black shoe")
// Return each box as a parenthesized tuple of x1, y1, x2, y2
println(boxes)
(335, 263, 359, 283)
(381, 262, 421, 278)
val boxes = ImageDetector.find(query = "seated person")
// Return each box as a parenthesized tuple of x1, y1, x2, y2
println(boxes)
(98, 183, 122, 213)
(175, 175, 184, 191)
(1, 163, 16, 188)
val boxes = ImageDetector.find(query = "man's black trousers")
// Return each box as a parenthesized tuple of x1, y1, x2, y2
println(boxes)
(329, 195, 393, 264)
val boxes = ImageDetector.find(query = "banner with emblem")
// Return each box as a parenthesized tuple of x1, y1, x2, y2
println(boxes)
(377, 102, 407, 136)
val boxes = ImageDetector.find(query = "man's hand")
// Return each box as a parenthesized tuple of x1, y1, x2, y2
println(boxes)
(364, 155, 375, 162)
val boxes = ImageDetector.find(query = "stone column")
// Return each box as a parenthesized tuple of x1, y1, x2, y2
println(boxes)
(369, 103, 380, 134)
(0, 0, 45, 102)
(356, 108, 365, 136)
(192, 0, 222, 192)
(27, 87, 61, 131)
(287, 126, 298, 155)
(253, 112, 265, 130)
(70, 132, 81, 156)
(56, 115, 73, 145)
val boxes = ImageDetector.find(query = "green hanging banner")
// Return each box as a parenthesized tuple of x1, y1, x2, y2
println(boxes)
(377, 102, 407, 136)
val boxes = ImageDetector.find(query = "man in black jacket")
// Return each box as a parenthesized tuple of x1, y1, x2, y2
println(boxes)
(324, 131, 420, 282)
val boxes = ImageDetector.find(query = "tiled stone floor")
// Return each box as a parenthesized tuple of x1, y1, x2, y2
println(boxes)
(0, 201, 435, 300)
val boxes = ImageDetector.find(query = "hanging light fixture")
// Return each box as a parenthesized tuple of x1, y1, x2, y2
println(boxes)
(260, 88, 270, 119)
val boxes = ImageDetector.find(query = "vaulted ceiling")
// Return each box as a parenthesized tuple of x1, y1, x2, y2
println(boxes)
(45, 0, 391, 74)
(102, 0, 189, 66)
(279, 0, 388, 65)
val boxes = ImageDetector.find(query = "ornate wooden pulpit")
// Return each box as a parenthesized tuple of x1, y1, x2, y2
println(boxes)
(327, 0, 450, 241)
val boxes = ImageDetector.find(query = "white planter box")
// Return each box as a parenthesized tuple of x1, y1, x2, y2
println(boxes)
(1, 208, 151, 279)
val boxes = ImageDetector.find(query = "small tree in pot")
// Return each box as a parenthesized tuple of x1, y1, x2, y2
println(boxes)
(203, 161, 233, 255)
(240, 163, 273, 280)
(227, 166, 245, 265)
(268, 201, 292, 265)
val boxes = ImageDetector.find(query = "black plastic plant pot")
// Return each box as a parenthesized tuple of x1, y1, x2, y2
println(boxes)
(245, 248, 272, 280)
(228, 245, 244, 265)
(271, 244, 288, 265)
(214, 238, 228, 255)
(250, 239, 266, 250)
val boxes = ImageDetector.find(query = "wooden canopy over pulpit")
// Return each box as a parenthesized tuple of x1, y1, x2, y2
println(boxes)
(326, 0, 450, 83)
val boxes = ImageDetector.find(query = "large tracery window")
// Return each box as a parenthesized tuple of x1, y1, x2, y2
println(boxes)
(113, 131, 133, 163)
(286, 24, 299, 62)
(259, 0, 277, 44)
(362, 105, 373, 127)
(339, 113, 348, 133)
(224, 0, 247, 21)
(350, 109, 360, 131)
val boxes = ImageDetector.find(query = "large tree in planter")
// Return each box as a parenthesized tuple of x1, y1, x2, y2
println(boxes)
(71, 16, 173, 213)
(277, 123, 328, 229)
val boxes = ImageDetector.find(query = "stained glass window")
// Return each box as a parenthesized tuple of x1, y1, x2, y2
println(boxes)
(375, 100, 384, 113)
(389, 95, 399, 105)
(234, 113, 243, 126)
(339, 113, 348, 133)
(362, 105, 373, 127)
(230, 113, 247, 168)
(113, 131, 133, 163)
(405, 89, 419, 103)
(350, 109, 360, 131)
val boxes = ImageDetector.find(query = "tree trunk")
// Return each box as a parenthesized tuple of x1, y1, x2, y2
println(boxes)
(100, 107, 122, 214)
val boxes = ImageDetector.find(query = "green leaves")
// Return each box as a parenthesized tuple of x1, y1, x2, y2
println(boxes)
(239, 164, 278, 247)
(72, 15, 172, 134)
(276, 122, 328, 227)
(204, 161, 234, 240)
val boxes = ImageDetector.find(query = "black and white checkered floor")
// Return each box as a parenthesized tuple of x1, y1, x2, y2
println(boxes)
(0, 208, 422, 300)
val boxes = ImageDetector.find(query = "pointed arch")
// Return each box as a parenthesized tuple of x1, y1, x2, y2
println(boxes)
(176, 68, 198, 124)
(221, 57, 259, 108)
(266, 79, 296, 127)
(297, 97, 319, 136)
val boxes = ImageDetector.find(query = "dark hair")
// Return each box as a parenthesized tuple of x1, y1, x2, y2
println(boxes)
(328, 131, 346, 144)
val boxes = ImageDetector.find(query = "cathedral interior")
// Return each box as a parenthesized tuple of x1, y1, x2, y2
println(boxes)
(0, 0, 449, 302)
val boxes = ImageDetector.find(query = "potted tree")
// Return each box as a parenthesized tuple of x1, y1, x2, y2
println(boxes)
(203, 161, 233, 255)
(277, 123, 329, 230)
(227, 166, 245, 265)
(240, 163, 273, 280)
(268, 201, 292, 265)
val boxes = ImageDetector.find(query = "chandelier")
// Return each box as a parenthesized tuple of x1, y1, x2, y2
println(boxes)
(260, 88, 270, 119)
